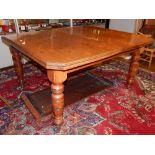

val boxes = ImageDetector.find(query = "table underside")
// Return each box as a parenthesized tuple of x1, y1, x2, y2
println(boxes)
(21, 71, 113, 121)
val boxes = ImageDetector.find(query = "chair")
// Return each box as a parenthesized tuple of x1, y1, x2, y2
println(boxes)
(138, 33, 155, 69)
(136, 19, 155, 69)
(140, 44, 155, 69)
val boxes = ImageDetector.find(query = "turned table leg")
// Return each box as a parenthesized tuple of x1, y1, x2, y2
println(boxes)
(47, 70, 67, 125)
(127, 49, 141, 86)
(10, 47, 24, 89)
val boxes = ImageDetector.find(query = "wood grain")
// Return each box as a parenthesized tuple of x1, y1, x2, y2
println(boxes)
(47, 70, 67, 125)
(2, 26, 153, 70)
(9, 46, 24, 89)
(128, 49, 141, 86)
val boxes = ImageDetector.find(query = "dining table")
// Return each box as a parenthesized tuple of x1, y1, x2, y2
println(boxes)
(1, 25, 153, 125)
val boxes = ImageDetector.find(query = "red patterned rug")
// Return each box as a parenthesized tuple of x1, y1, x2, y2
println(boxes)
(0, 60, 155, 135)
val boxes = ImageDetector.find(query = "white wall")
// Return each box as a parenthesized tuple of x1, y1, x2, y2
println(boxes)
(0, 36, 13, 68)
(49, 19, 59, 24)
(109, 19, 136, 33)
(0, 35, 29, 68)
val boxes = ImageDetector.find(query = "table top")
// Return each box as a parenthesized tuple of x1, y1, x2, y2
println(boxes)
(2, 26, 153, 70)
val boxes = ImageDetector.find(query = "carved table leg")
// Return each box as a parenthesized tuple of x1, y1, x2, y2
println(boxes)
(9, 47, 24, 89)
(47, 70, 67, 125)
(127, 49, 141, 87)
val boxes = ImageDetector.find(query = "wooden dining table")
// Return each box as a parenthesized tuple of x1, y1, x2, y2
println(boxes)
(1, 26, 153, 125)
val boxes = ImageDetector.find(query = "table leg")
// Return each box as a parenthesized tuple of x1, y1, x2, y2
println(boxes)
(9, 46, 24, 89)
(47, 70, 67, 125)
(127, 49, 140, 86)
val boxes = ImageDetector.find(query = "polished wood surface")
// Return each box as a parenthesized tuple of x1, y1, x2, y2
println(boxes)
(2, 26, 153, 125)
(9, 47, 24, 89)
(2, 26, 153, 70)
(128, 49, 141, 86)
(47, 70, 67, 125)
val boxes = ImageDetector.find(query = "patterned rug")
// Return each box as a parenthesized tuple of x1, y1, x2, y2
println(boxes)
(0, 60, 155, 135)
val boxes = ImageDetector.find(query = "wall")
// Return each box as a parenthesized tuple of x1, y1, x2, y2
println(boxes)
(49, 19, 59, 23)
(109, 19, 136, 33)
(109, 19, 137, 60)
(0, 36, 13, 68)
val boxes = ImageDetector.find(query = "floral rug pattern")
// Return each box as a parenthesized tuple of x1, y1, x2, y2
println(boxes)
(0, 60, 155, 135)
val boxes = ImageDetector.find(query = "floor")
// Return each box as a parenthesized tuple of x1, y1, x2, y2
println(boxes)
(0, 60, 155, 134)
